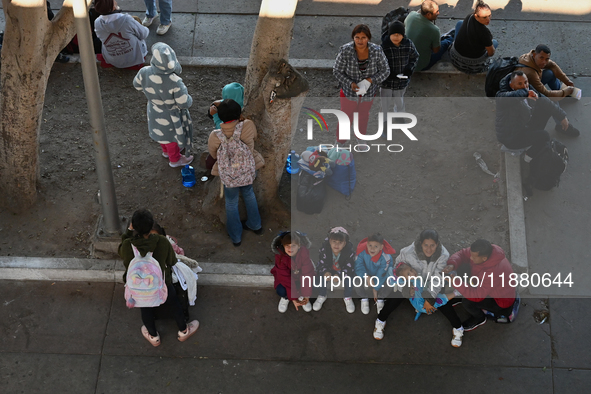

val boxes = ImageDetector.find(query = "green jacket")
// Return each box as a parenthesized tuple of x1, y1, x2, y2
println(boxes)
(118, 229, 176, 284)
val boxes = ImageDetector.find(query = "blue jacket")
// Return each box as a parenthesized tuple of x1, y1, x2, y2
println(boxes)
(354, 238, 396, 290)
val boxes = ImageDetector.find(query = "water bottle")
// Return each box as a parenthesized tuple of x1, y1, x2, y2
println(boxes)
(286, 150, 300, 174)
(181, 165, 196, 187)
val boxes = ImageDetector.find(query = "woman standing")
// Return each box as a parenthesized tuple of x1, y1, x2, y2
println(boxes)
(333, 24, 390, 143)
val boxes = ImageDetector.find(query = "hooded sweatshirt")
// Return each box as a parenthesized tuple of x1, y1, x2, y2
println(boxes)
(270, 233, 315, 300)
(447, 245, 515, 308)
(212, 82, 245, 129)
(133, 43, 193, 150)
(94, 13, 149, 68)
(354, 238, 396, 290)
(118, 229, 176, 285)
(518, 50, 571, 99)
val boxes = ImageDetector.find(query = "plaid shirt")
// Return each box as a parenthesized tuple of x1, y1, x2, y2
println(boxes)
(333, 41, 390, 101)
(381, 36, 419, 90)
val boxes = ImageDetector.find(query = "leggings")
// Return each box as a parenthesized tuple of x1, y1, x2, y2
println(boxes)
(377, 295, 462, 329)
(141, 282, 187, 337)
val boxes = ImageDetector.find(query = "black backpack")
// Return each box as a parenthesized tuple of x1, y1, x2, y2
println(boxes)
(485, 57, 531, 97)
(381, 7, 409, 39)
(296, 171, 326, 214)
(525, 139, 568, 195)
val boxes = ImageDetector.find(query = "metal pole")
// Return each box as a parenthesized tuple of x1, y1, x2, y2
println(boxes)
(73, 0, 121, 235)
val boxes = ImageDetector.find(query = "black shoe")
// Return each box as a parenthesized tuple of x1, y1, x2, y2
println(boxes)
(233, 241, 241, 247)
(462, 315, 487, 331)
(555, 123, 580, 137)
(242, 221, 264, 235)
(56, 53, 70, 63)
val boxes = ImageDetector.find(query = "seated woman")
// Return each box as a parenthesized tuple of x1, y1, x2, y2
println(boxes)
(94, 0, 149, 69)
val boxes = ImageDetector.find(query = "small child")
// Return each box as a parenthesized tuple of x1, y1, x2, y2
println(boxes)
(207, 82, 245, 129)
(118, 209, 199, 347)
(354, 233, 397, 315)
(133, 42, 194, 168)
(313, 227, 356, 313)
(380, 20, 419, 120)
(271, 231, 316, 313)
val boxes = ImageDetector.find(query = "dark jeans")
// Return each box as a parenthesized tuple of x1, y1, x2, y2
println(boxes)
(141, 282, 187, 336)
(541, 69, 562, 91)
(463, 297, 513, 320)
(422, 35, 454, 71)
(377, 295, 462, 329)
(276, 284, 288, 298)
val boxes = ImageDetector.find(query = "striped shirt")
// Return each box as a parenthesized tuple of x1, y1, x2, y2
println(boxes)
(333, 41, 390, 101)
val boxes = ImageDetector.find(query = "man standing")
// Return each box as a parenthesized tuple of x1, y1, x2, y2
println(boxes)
(450, 1, 498, 73)
(404, 0, 453, 71)
(518, 44, 577, 100)
(142, 0, 172, 35)
(444, 239, 516, 331)
(496, 71, 580, 157)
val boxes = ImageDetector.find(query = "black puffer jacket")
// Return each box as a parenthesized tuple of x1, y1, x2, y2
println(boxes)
(495, 73, 566, 143)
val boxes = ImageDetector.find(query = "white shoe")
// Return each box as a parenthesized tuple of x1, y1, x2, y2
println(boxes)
(302, 301, 312, 312)
(376, 299, 385, 314)
(451, 327, 464, 348)
(169, 155, 194, 168)
(361, 299, 370, 315)
(344, 297, 355, 313)
(278, 297, 289, 313)
(142, 13, 158, 27)
(373, 319, 386, 340)
(313, 296, 326, 311)
(157, 24, 171, 35)
(177, 320, 199, 342)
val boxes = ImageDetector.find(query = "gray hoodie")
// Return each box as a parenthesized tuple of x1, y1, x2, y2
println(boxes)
(133, 43, 193, 150)
(94, 13, 149, 68)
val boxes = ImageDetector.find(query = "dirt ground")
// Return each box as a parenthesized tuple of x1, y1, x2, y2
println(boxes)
(0, 64, 508, 263)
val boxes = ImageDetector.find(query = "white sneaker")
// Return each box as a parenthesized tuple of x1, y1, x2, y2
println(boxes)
(169, 155, 194, 168)
(344, 297, 355, 313)
(451, 327, 464, 348)
(376, 299, 385, 314)
(313, 296, 327, 311)
(278, 297, 289, 313)
(177, 320, 199, 342)
(361, 299, 370, 315)
(302, 301, 312, 312)
(142, 13, 158, 27)
(157, 24, 171, 35)
(373, 319, 386, 340)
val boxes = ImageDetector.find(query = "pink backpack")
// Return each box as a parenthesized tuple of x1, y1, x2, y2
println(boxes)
(124, 245, 168, 308)
(215, 121, 256, 188)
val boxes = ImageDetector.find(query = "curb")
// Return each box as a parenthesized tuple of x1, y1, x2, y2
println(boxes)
(504, 152, 529, 270)
(0, 257, 274, 288)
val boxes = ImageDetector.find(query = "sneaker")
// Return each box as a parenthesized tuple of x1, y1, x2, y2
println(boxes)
(157, 24, 171, 36)
(361, 299, 370, 315)
(524, 154, 533, 163)
(162, 152, 169, 159)
(373, 319, 386, 340)
(141, 325, 161, 347)
(376, 299, 385, 314)
(555, 123, 580, 137)
(451, 327, 464, 347)
(313, 295, 327, 311)
(242, 221, 264, 235)
(278, 297, 289, 313)
(344, 297, 355, 313)
(232, 241, 241, 247)
(449, 298, 462, 307)
(302, 301, 312, 312)
(142, 13, 158, 27)
(462, 315, 487, 331)
(178, 320, 199, 342)
(169, 155, 194, 168)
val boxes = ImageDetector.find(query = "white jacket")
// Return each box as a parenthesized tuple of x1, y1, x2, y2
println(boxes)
(94, 13, 149, 68)
(395, 241, 449, 297)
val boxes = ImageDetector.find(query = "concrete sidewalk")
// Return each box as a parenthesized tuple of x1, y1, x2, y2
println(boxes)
(1, 280, 587, 393)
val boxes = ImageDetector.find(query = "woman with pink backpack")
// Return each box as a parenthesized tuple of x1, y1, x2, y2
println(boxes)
(207, 99, 265, 246)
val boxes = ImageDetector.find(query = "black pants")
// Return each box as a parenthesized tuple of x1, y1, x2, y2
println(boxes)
(378, 296, 462, 329)
(463, 297, 513, 319)
(141, 282, 187, 336)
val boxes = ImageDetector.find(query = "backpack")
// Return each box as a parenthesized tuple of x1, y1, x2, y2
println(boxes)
(296, 171, 326, 214)
(485, 57, 531, 97)
(124, 245, 168, 308)
(381, 7, 409, 39)
(215, 121, 256, 188)
(526, 139, 568, 194)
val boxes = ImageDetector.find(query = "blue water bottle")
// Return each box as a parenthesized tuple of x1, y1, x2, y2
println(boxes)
(181, 165, 196, 187)
(286, 150, 300, 175)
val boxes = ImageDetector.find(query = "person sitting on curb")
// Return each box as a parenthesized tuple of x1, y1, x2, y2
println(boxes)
(518, 44, 578, 101)
(443, 239, 516, 331)
(118, 209, 199, 347)
(496, 71, 580, 160)
(450, 0, 498, 74)
(404, 0, 454, 71)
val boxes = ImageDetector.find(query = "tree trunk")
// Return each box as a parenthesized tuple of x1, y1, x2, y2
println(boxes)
(0, 0, 86, 212)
